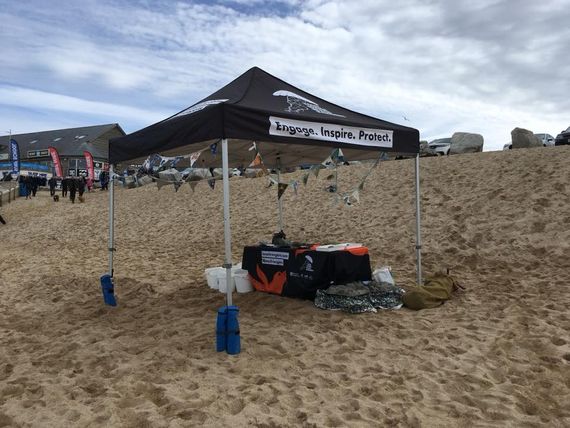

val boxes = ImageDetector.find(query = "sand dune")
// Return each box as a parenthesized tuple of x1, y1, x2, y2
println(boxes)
(1, 146, 569, 427)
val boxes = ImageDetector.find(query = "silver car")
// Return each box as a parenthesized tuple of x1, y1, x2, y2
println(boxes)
(534, 133, 555, 146)
(428, 138, 452, 156)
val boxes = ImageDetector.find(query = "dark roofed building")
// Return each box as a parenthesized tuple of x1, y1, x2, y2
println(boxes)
(0, 124, 125, 177)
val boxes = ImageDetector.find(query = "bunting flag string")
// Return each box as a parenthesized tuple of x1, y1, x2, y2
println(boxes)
(127, 142, 385, 206)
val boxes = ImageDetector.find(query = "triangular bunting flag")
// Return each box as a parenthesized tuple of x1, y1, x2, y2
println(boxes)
(208, 179, 215, 189)
(189, 150, 203, 167)
(210, 142, 218, 155)
(310, 165, 322, 178)
(156, 179, 168, 190)
(358, 180, 365, 191)
(189, 182, 198, 192)
(302, 172, 310, 186)
(352, 189, 360, 203)
(174, 181, 182, 192)
(277, 182, 288, 200)
(249, 153, 262, 167)
(322, 148, 340, 168)
(292, 180, 299, 196)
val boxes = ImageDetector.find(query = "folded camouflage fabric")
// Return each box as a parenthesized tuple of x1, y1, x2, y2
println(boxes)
(368, 282, 405, 309)
(315, 281, 404, 314)
(402, 273, 461, 310)
(325, 282, 370, 297)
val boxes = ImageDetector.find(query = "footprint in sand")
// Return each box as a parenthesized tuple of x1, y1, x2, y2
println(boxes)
(550, 337, 566, 346)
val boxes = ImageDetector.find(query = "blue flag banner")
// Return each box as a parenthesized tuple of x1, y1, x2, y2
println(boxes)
(9, 139, 20, 173)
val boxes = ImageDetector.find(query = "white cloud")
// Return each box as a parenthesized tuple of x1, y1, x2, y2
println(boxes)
(0, 0, 568, 150)
(0, 85, 169, 125)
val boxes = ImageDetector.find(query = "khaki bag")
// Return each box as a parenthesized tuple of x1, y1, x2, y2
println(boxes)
(403, 273, 463, 310)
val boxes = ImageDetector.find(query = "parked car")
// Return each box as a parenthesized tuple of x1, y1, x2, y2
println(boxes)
(428, 138, 452, 156)
(419, 141, 438, 157)
(555, 126, 570, 146)
(535, 133, 555, 146)
(503, 143, 512, 150)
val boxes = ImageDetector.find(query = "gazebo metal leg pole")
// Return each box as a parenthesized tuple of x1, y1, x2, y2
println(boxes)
(108, 164, 115, 277)
(414, 154, 422, 285)
(221, 139, 233, 307)
(277, 168, 283, 232)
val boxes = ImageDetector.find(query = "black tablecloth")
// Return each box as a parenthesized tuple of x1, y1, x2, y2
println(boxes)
(242, 245, 372, 300)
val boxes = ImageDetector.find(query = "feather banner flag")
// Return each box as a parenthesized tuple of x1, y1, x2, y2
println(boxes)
(83, 151, 95, 180)
(9, 139, 20, 174)
(48, 146, 63, 177)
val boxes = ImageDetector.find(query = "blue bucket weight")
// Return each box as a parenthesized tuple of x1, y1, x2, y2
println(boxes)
(226, 305, 240, 355)
(100, 274, 117, 306)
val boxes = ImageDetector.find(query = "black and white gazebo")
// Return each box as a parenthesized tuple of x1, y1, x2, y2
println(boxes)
(109, 66, 422, 308)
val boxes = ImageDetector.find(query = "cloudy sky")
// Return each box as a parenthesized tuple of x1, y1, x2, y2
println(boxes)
(0, 0, 568, 150)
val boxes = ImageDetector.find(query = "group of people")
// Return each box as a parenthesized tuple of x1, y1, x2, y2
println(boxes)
(48, 176, 94, 203)
(18, 175, 46, 199)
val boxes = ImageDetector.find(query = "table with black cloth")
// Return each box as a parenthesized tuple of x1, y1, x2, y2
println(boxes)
(241, 245, 372, 300)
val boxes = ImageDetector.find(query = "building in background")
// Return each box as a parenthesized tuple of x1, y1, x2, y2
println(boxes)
(0, 124, 125, 179)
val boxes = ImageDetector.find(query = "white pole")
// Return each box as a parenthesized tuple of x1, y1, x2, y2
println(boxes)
(8, 130, 12, 173)
(108, 164, 115, 277)
(277, 158, 283, 232)
(414, 154, 422, 285)
(221, 139, 233, 307)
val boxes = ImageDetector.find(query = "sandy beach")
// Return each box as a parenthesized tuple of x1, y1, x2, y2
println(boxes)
(1, 146, 569, 427)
